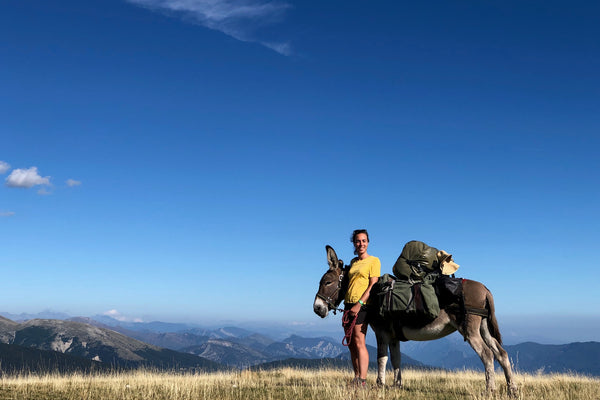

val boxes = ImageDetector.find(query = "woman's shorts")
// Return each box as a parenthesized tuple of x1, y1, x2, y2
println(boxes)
(344, 303, 369, 325)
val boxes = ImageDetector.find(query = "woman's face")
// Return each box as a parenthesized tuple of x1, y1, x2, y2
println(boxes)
(353, 233, 369, 257)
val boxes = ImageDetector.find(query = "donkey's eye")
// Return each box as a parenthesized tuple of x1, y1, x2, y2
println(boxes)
(325, 281, 332, 286)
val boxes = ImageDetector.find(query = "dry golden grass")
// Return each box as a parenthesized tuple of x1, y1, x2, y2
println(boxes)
(0, 367, 598, 400)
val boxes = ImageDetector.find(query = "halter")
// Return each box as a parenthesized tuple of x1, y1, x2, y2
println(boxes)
(316, 270, 345, 314)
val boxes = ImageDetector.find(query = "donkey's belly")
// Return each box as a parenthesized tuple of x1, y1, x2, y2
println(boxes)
(401, 310, 457, 341)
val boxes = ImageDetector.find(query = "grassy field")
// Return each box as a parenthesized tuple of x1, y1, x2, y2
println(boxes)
(0, 367, 598, 400)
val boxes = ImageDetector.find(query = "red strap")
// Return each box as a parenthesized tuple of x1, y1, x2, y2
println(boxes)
(342, 310, 358, 346)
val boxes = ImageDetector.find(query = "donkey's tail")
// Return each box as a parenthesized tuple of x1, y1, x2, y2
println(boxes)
(485, 287, 503, 345)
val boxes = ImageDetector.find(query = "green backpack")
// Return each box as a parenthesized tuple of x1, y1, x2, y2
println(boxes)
(392, 240, 440, 280)
(374, 273, 440, 326)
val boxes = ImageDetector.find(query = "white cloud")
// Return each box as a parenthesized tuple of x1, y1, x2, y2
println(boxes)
(0, 211, 15, 217)
(103, 309, 144, 323)
(0, 161, 10, 174)
(66, 179, 82, 187)
(104, 309, 126, 320)
(263, 40, 291, 56)
(126, 0, 292, 55)
(5, 167, 51, 188)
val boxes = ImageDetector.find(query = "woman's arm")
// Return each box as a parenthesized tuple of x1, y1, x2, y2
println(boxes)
(350, 276, 379, 316)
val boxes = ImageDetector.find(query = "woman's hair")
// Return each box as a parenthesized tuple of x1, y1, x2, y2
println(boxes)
(350, 229, 369, 244)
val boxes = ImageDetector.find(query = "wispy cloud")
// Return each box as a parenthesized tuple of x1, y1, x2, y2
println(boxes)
(0, 211, 15, 217)
(0, 161, 10, 174)
(66, 179, 82, 187)
(37, 187, 53, 196)
(5, 167, 51, 189)
(126, 0, 292, 55)
(103, 309, 144, 323)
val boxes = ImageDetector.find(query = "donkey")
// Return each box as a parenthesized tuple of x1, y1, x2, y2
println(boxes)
(313, 245, 518, 396)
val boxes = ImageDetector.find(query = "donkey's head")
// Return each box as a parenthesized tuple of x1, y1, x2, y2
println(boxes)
(313, 245, 346, 318)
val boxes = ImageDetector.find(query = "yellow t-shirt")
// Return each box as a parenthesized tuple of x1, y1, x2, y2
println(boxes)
(345, 256, 381, 304)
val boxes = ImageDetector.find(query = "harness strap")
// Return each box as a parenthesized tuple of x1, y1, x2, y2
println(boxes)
(465, 306, 489, 318)
(445, 304, 488, 318)
(341, 310, 358, 346)
(316, 293, 344, 314)
(317, 271, 345, 314)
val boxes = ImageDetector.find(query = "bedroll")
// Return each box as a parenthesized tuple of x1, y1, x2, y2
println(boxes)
(393, 240, 440, 280)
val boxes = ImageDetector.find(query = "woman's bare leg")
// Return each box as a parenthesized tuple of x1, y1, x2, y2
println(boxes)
(352, 322, 369, 379)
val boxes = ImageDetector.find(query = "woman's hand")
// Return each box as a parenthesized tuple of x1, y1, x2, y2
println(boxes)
(350, 303, 362, 317)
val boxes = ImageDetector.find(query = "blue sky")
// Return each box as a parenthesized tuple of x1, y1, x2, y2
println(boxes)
(1, 0, 599, 341)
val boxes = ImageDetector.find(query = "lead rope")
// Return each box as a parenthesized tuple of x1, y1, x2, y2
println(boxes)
(341, 310, 358, 346)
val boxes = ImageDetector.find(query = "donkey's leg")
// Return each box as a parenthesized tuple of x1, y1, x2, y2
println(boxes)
(461, 316, 496, 393)
(375, 330, 388, 386)
(388, 340, 402, 388)
(480, 321, 518, 396)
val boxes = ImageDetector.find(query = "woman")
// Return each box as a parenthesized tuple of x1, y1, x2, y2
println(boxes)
(344, 229, 381, 387)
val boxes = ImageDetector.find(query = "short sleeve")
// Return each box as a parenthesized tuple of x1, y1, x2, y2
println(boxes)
(370, 257, 381, 278)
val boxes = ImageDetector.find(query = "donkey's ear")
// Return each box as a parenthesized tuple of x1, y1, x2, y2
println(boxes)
(326, 245, 339, 270)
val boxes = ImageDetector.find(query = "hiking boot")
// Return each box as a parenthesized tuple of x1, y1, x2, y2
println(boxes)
(348, 377, 367, 389)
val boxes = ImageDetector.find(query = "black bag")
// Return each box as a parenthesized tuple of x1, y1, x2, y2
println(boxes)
(435, 275, 463, 308)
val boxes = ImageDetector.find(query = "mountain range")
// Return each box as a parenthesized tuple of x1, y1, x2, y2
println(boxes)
(400, 332, 600, 376)
(0, 316, 222, 371)
(1, 313, 598, 377)
(442, 341, 600, 376)
(0, 314, 423, 373)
